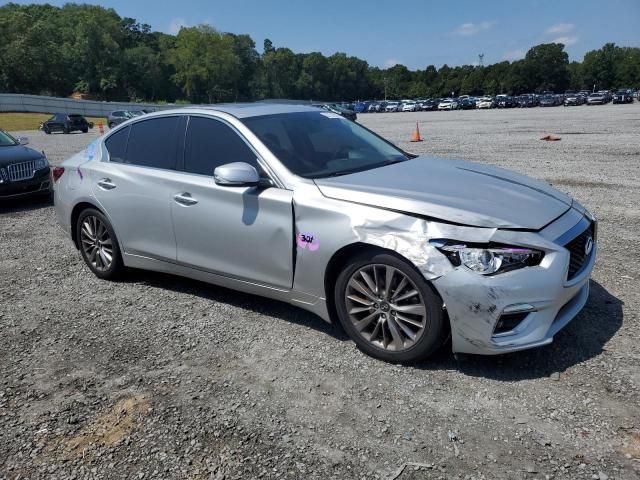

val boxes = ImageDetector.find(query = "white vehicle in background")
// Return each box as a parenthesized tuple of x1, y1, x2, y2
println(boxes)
(401, 101, 418, 112)
(438, 98, 458, 110)
(476, 97, 495, 109)
(385, 102, 401, 112)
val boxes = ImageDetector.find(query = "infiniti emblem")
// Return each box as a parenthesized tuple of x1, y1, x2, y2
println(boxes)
(585, 236, 594, 256)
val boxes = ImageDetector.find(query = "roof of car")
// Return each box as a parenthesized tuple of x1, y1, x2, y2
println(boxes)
(182, 102, 321, 119)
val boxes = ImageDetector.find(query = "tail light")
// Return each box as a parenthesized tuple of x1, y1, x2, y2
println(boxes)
(52, 167, 65, 182)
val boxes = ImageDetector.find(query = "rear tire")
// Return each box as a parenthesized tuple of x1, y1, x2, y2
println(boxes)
(334, 250, 447, 364)
(82, 127, 88, 133)
(76, 208, 124, 280)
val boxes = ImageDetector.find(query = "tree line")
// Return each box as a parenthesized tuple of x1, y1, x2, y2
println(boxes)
(1, 3, 639, 104)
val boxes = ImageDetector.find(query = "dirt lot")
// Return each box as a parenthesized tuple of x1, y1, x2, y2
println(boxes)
(1, 104, 639, 480)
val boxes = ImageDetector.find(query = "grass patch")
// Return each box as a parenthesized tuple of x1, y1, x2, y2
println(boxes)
(0, 112, 106, 132)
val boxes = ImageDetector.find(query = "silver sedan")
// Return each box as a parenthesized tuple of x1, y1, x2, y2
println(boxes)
(53, 104, 596, 363)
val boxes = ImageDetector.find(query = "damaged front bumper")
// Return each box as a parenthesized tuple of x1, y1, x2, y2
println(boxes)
(432, 210, 596, 355)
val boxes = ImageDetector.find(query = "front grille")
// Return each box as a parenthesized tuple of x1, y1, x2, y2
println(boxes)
(7, 161, 36, 182)
(564, 223, 595, 280)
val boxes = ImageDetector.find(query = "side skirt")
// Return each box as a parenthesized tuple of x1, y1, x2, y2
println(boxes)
(122, 252, 332, 323)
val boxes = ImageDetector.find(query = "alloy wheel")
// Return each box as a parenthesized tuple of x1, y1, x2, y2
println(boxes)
(345, 264, 427, 352)
(80, 216, 114, 272)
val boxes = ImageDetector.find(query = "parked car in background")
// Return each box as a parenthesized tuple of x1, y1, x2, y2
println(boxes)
(53, 104, 597, 363)
(516, 95, 537, 107)
(438, 98, 458, 110)
(42, 113, 90, 134)
(539, 95, 560, 107)
(458, 97, 477, 109)
(315, 104, 357, 121)
(0, 129, 51, 199)
(401, 101, 419, 112)
(496, 95, 517, 108)
(420, 99, 438, 111)
(613, 89, 634, 104)
(352, 102, 368, 113)
(587, 93, 607, 105)
(476, 97, 495, 109)
(108, 110, 145, 128)
(385, 102, 401, 112)
(564, 93, 585, 106)
(367, 102, 382, 113)
(597, 91, 612, 103)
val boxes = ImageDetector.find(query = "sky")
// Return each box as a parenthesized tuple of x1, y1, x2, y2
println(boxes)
(9, 0, 640, 69)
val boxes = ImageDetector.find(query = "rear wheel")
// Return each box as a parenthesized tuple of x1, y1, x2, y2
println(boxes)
(63, 126, 70, 134)
(334, 251, 447, 363)
(76, 208, 124, 280)
(82, 127, 88, 133)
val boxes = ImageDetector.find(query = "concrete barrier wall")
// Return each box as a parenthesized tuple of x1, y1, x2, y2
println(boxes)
(0, 93, 184, 117)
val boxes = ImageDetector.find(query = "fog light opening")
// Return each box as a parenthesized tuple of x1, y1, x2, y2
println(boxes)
(493, 312, 530, 335)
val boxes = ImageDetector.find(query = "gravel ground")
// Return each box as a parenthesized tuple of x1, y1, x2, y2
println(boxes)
(1, 104, 639, 480)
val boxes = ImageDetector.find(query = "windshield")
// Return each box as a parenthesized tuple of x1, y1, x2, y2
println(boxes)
(0, 130, 18, 146)
(242, 111, 409, 179)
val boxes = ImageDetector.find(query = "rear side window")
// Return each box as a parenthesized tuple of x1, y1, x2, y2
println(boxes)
(104, 126, 130, 163)
(125, 117, 180, 170)
(184, 116, 257, 176)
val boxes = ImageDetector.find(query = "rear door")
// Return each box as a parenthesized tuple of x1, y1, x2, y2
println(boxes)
(170, 115, 294, 288)
(91, 116, 183, 261)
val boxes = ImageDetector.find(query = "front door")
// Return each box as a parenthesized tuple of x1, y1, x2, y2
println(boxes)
(170, 116, 294, 289)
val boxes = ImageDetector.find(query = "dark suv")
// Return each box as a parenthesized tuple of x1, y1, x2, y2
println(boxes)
(42, 113, 90, 134)
(0, 129, 51, 199)
(613, 90, 634, 104)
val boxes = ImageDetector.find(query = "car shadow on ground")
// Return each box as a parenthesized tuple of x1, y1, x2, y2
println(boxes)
(420, 280, 624, 381)
(122, 272, 622, 380)
(0, 194, 53, 214)
(124, 269, 351, 342)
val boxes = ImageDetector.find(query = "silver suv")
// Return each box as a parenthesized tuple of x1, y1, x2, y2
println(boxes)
(53, 104, 596, 363)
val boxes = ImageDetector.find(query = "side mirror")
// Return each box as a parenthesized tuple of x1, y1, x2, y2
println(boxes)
(17, 136, 29, 145)
(214, 162, 260, 187)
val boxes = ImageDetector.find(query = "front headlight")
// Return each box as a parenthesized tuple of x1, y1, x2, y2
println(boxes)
(34, 157, 48, 170)
(434, 242, 543, 275)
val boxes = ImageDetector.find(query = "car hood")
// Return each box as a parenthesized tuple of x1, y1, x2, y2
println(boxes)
(314, 156, 573, 229)
(0, 145, 43, 167)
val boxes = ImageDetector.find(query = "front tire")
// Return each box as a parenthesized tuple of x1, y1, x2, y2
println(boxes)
(334, 251, 447, 363)
(76, 208, 124, 280)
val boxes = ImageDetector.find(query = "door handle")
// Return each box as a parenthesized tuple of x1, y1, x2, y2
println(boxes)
(173, 192, 198, 206)
(97, 178, 116, 190)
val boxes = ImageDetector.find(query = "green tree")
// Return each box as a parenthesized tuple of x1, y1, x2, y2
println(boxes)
(169, 25, 241, 103)
(523, 43, 570, 92)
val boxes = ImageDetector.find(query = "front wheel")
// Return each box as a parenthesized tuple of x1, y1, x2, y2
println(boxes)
(334, 251, 447, 363)
(76, 209, 124, 280)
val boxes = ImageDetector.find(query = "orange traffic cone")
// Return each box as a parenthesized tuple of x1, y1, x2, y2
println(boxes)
(98, 121, 104, 134)
(410, 122, 423, 142)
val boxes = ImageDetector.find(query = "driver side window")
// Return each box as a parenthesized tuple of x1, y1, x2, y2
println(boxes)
(183, 116, 261, 177)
